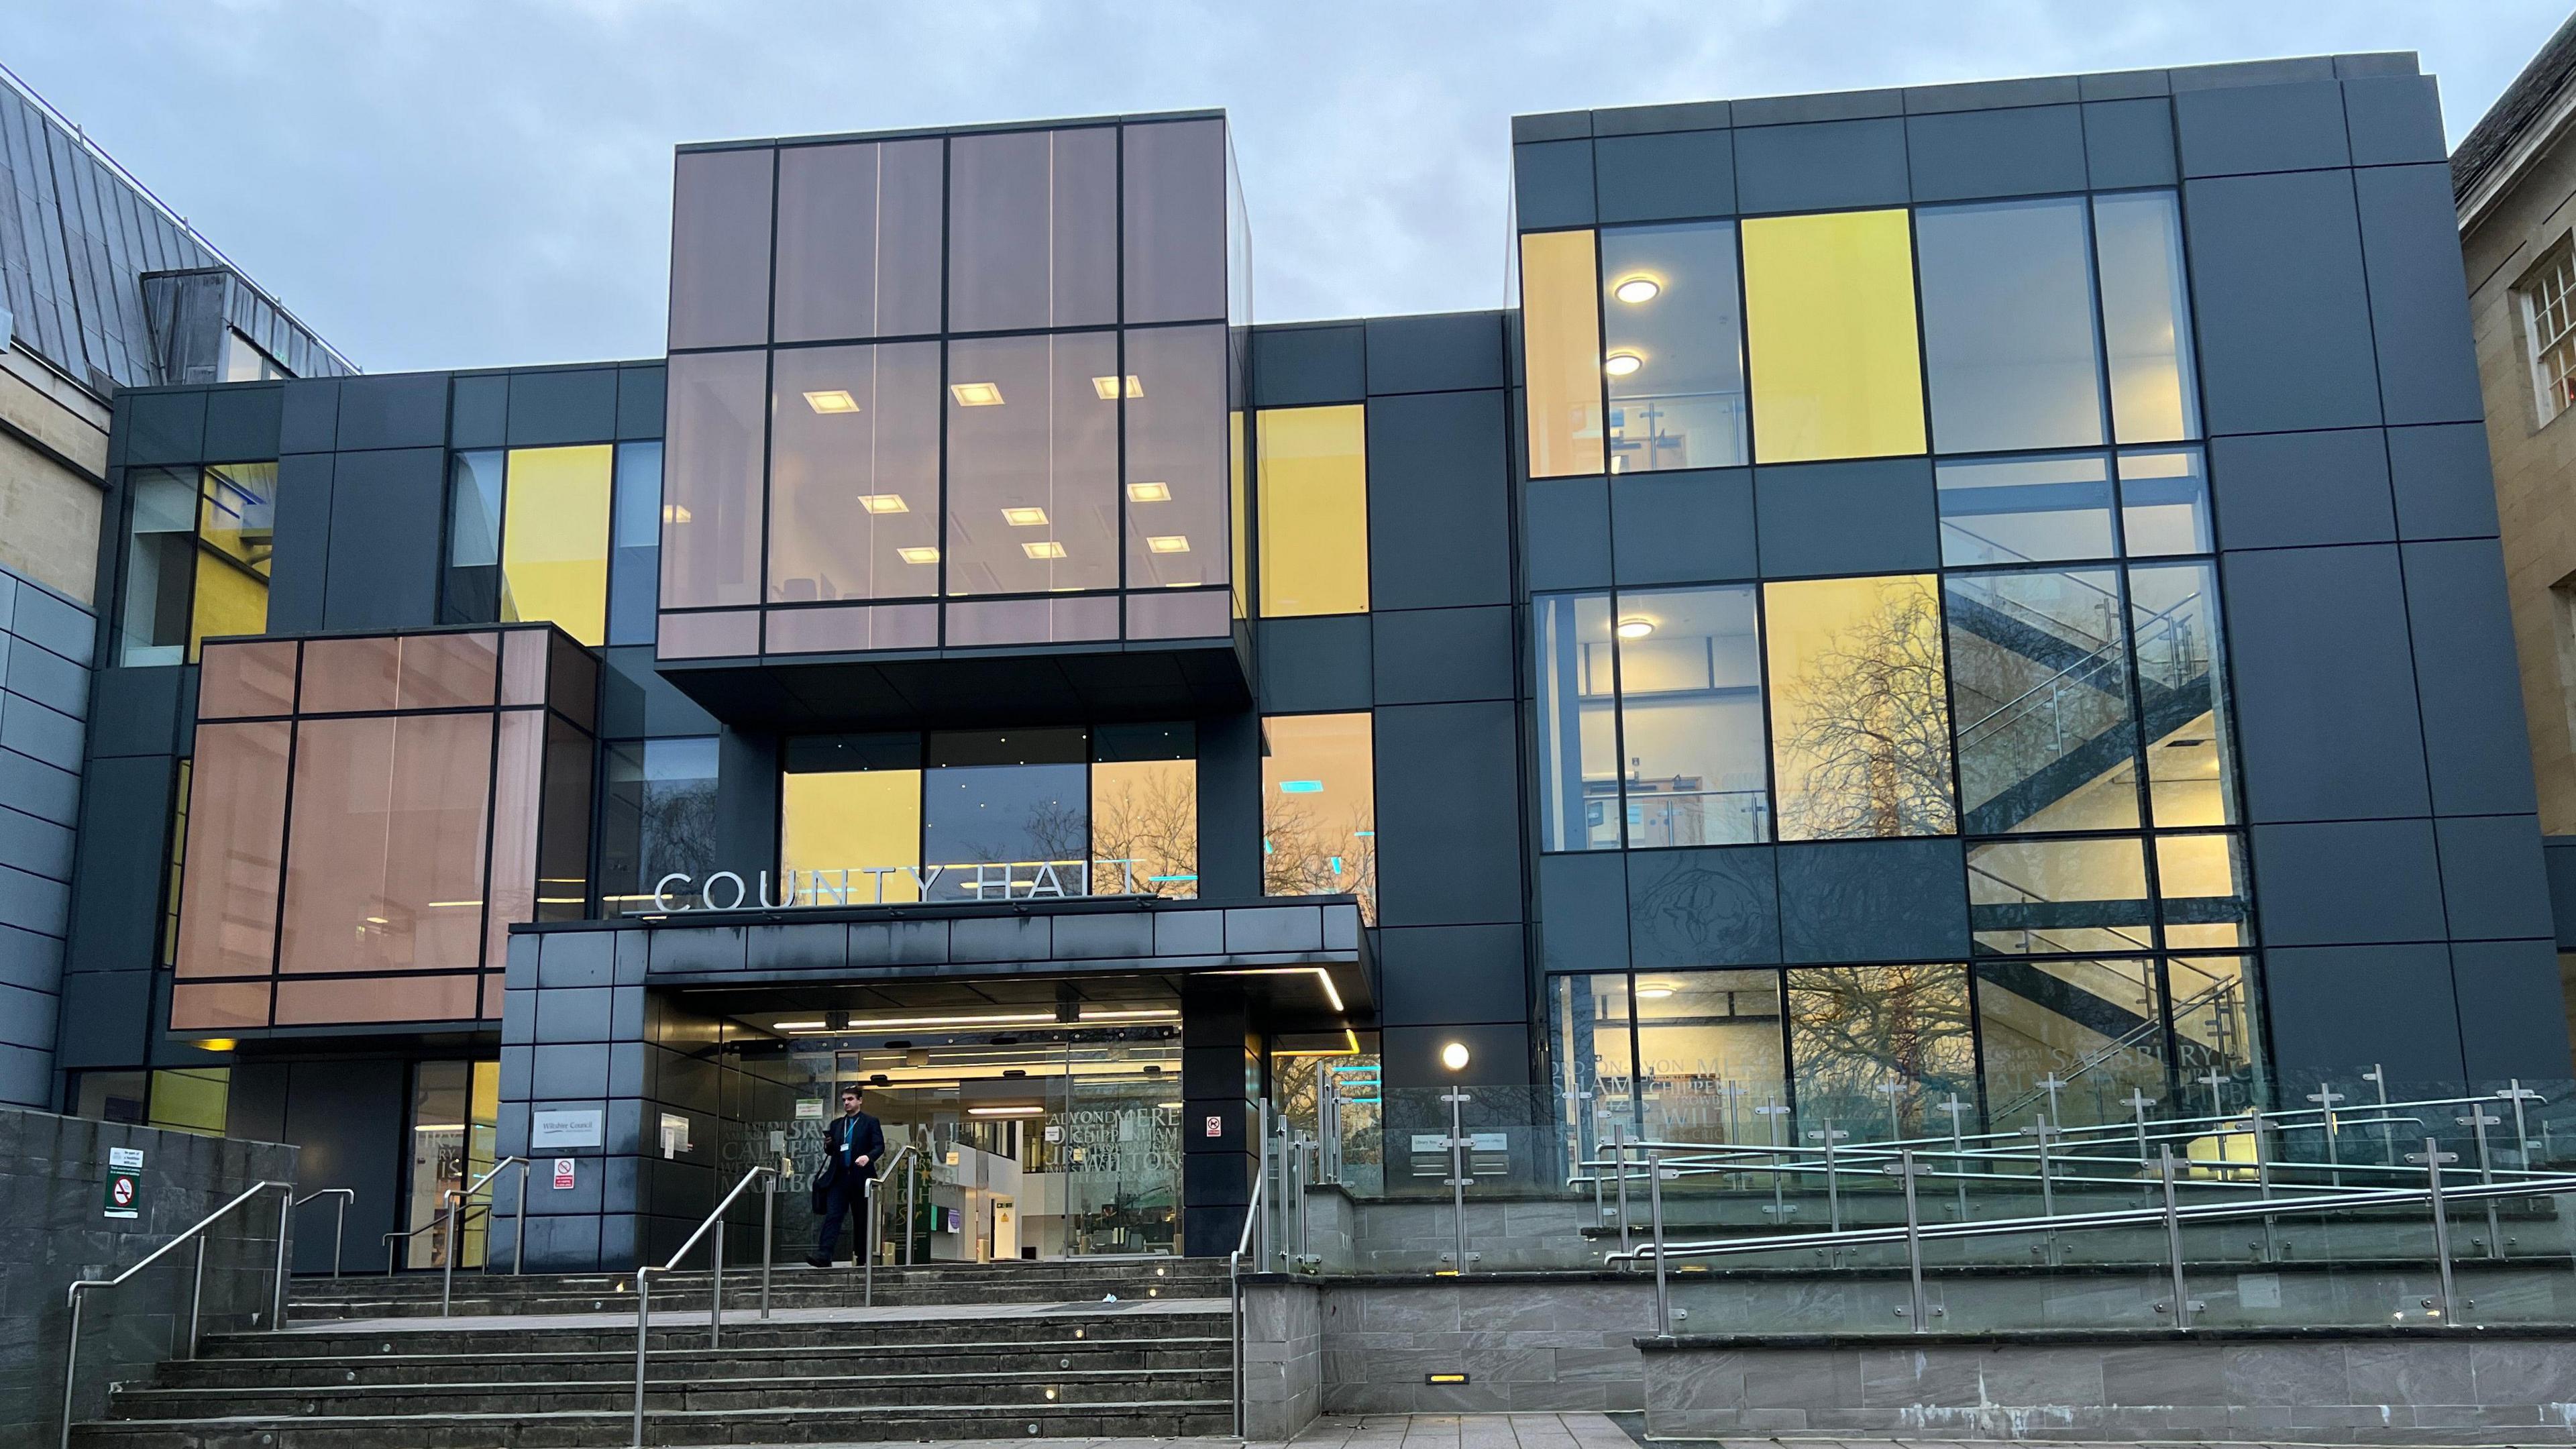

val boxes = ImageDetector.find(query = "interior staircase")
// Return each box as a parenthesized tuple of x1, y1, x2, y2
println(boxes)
(72, 1258, 1236, 1448)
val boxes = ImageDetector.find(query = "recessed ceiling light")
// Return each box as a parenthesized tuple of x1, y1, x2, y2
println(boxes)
(950, 381, 1005, 407)
(1615, 616, 1656, 639)
(1127, 481, 1171, 503)
(1634, 983, 1676, 1000)
(771, 1019, 826, 1030)
(1002, 506, 1050, 527)
(1603, 352, 1644, 378)
(1613, 276, 1660, 304)
(804, 388, 860, 414)
(1146, 535, 1191, 553)
(967, 1105, 1046, 1118)
(1091, 374, 1144, 400)
(1023, 540, 1067, 559)
(897, 546, 940, 564)
(857, 494, 908, 514)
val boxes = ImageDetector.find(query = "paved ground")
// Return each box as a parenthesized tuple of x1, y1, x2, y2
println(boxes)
(286, 1295, 1230, 1335)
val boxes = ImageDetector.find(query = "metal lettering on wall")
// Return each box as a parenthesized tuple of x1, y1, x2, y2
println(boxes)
(649, 859, 1150, 912)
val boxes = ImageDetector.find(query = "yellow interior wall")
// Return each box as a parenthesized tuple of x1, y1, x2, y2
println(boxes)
(1256, 405, 1370, 616)
(782, 769, 924, 903)
(500, 445, 614, 645)
(1519, 229, 1605, 477)
(1741, 209, 1927, 464)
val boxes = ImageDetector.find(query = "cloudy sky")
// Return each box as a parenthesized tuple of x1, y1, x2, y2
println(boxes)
(9, 2, 2567, 372)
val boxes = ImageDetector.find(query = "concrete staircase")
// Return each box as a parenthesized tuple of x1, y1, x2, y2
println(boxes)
(74, 1259, 1235, 1448)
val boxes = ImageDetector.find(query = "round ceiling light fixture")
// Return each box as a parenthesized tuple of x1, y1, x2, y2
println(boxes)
(1613, 276, 1661, 304)
(1440, 1040, 1472, 1073)
(1603, 351, 1644, 378)
(1615, 616, 1656, 639)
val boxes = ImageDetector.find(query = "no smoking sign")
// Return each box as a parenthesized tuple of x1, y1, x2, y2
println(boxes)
(102, 1169, 141, 1220)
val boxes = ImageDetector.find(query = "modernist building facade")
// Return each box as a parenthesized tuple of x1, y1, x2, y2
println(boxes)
(48, 50, 2571, 1270)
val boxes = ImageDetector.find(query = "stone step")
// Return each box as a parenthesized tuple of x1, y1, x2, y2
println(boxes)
(287, 1265, 1222, 1318)
(207, 1312, 1225, 1360)
(154, 1337, 1231, 1389)
(289, 1260, 1222, 1299)
(109, 1364, 1231, 1420)
(72, 1399, 1232, 1448)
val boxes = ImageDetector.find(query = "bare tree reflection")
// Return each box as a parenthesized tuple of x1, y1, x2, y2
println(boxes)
(1776, 579, 1958, 839)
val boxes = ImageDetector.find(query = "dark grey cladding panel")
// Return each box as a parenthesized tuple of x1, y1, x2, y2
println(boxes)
(1364, 313, 1505, 396)
(536, 930, 614, 987)
(1734, 89, 1903, 127)
(2208, 428, 2393, 549)
(1627, 845, 1780, 968)
(0, 751, 76, 835)
(1514, 140, 1596, 229)
(1371, 606, 1513, 705)
(1754, 457, 1937, 578)
(2548, 837, 2576, 949)
(2355, 164, 2485, 428)
(845, 916, 949, 966)
(1197, 710, 1263, 903)
(334, 373, 450, 451)
(123, 390, 206, 466)
(201, 384, 282, 462)
(2262, 943, 2463, 1082)
(1258, 614, 1372, 713)
(2451, 938, 2574, 1079)
(1524, 476, 1613, 591)
(501, 987, 534, 1046)
(1539, 851, 1628, 974)
(1513, 111, 1591, 144)
(2082, 70, 2173, 103)
(2387, 423, 2500, 542)
(649, 924, 745, 974)
(83, 665, 181, 759)
(450, 374, 508, 448)
(1904, 105, 2088, 203)
(322, 447, 446, 631)
(532, 1042, 612, 1100)
(947, 914, 1050, 963)
(2343, 75, 2447, 167)
(1224, 905, 1323, 954)
(619, 366, 667, 439)
(508, 368, 621, 447)
(1776, 837, 1968, 964)
(1375, 700, 1523, 927)
(1614, 469, 1756, 585)
(54, 969, 148, 1068)
(1377, 923, 1526, 1027)
(2083, 99, 2178, 189)
(615, 929, 647, 983)
(2435, 815, 2555, 943)
(1383, 1022, 1529, 1095)
(1593, 129, 1734, 223)
(504, 932, 539, 989)
(596, 645, 720, 739)
(63, 753, 170, 972)
(1251, 325, 1366, 407)
(1593, 100, 1729, 136)
(2220, 543, 2428, 822)
(1903, 76, 2080, 113)
(2174, 78, 2350, 176)
(2184, 170, 2381, 435)
(266, 453, 333, 634)
(2249, 818, 2446, 947)
(1154, 909, 1223, 957)
(535, 987, 612, 1044)
(1368, 388, 1511, 609)
(278, 376, 341, 453)
(2404, 539, 2541, 818)
(1732, 118, 1909, 214)
(747, 922, 848, 973)
(1051, 910, 1153, 960)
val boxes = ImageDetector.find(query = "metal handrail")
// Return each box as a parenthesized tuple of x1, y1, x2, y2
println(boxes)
(381, 1202, 489, 1275)
(863, 1143, 923, 1307)
(292, 1187, 356, 1279)
(59, 1178, 295, 1449)
(438, 1157, 528, 1314)
(1228, 1155, 1270, 1438)
(631, 1165, 777, 1448)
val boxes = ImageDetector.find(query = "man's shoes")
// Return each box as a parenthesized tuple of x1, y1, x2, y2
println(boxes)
(804, 1255, 833, 1268)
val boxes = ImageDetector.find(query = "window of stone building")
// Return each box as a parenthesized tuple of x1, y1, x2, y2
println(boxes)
(2519, 237, 2576, 427)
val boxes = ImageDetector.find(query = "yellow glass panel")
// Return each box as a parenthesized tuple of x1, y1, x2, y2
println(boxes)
(2157, 833, 2248, 950)
(1091, 757, 1198, 897)
(1229, 409, 1248, 619)
(782, 769, 924, 904)
(1764, 575, 1956, 840)
(500, 445, 613, 645)
(1741, 209, 1927, 464)
(1520, 229, 1604, 477)
(187, 555, 268, 662)
(148, 1067, 229, 1136)
(198, 464, 276, 576)
(1261, 712, 1375, 919)
(1256, 405, 1369, 616)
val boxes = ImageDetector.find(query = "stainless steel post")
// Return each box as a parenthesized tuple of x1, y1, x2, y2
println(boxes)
(58, 1291, 83, 1449)
(515, 1161, 529, 1275)
(2364, 1064, 2395, 1167)
(1809, 1120, 1847, 1233)
(1611, 1120, 1631, 1258)
(1758, 1099, 1791, 1225)
(760, 1173, 775, 1320)
(863, 1175, 877, 1307)
(272, 1187, 291, 1330)
(2249, 1106, 2277, 1264)
(1256, 1098, 1274, 1271)
(2459, 1107, 2504, 1259)
(1444, 1089, 1471, 1275)
(1892, 1150, 1929, 1334)
(2503, 1080, 2541, 1170)
(1940, 1095, 1970, 1221)
(2307, 1085, 2347, 1187)
(2410, 1136, 2461, 1326)
(904, 1161, 918, 1267)
(186, 1236, 205, 1359)
(2030, 1117, 2059, 1267)
(331, 1193, 345, 1279)
(710, 1219, 724, 1348)
(631, 1269, 652, 1447)
(1646, 1145, 1670, 1337)
(439, 1190, 457, 1317)
(2157, 1148, 2192, 1328)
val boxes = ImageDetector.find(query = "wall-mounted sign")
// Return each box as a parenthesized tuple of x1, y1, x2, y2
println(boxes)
(553, 1157, 577, 1189)
(1204, 1115, 1224, 1139)
(648, 858, 1151, 913)
(529, 1108, 604, 1150)
(103, 1170, 140, 1220)
(109, 1146, 144, 1170)
(795, 1099, 826, 1120)
(659, 1112, 692, 1159)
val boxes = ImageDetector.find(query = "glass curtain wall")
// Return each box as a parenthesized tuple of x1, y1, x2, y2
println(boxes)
(119, 462, 275, 665)
(1260, 712, 1376, 919)
(444, 445, 653, 647)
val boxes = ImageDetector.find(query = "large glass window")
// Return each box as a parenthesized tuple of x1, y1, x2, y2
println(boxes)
(2093, 191, 2200, 444)
(667, 147, 774, 352)
(607, 442, 664, 646)
(1552, 974, 1637, 1148)
(1635, 970, 1786, 1144)
(1089, 723, 1199, 897)
(1261, 712, 1375, 918)
(948, 127, 1117, 334)
(1601, 221, 1746, 472)
(2129, 561, 2235, 828)
(1254, 405, 1368, 616)
(768, 342, 941, 602)
(498, 446, 612, 646)
(1966, 836, 2154, 955)
(1612, 586, 1768, 847)
(2155, 832, 2252, 951)
(405, 1059, 499, 1268)
(772, 138, 943, 343)
(782, 734, 926, 904)
(1916, 197, 2105, 455)
(1976, 957, 2167, 1131)
(121, 464, 274, 665)
(1786, 963, 1976, 1135)
(172, 719, 289, 986)
(278, 712, 495, 977)
(922, 729, 1090, 900)
(1126, 325, 1231, 590)
(1936, 453, 2116, 568)
(1122, 119, 1228, 325)
(444, 451, 507, 625)
(945, 331, 1120, 596)
(661, 349, 769, 611)
(1764, 575, 1956, 840)
(1520, 229, 1605, 478)
(600, 737, 718, 915)
(2116, 447, 2211, 557)
(1741, 209, 1925, 464)
(1533, 592, 1619, 851)
(1946, 568, 2141, 835)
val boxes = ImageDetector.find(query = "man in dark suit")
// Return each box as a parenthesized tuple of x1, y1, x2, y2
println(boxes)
(806, 1085, 886, 1267)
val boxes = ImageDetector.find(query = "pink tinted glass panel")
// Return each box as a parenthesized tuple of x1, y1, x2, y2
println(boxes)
(174, 720, 290, 979)
(278, 713, 494, 976)
(274, 974, 480, 1026)
(197, 640, 299, 718)
(1125, 588, 1232, 640)
(658, 610, 760, 659)
(484, 709, 544, 973)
